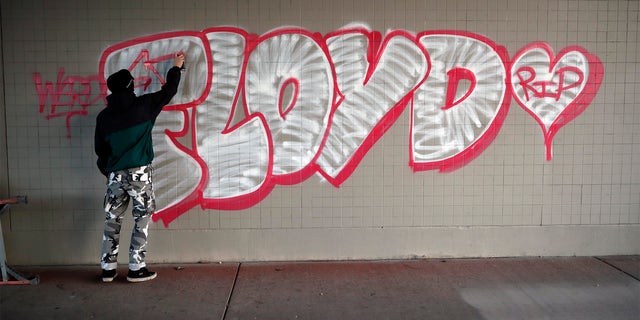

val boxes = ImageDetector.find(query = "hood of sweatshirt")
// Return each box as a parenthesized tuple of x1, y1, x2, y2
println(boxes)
(106, 91, 136, 112)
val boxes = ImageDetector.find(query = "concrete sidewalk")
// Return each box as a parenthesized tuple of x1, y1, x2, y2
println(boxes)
(1, 256, 638, 320)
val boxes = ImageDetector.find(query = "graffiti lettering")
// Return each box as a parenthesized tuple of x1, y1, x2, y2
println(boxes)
(515, 66, 584, 102)
(510, 43, 603, 160)
(28, 26, 602, 225)
(410, 32, 510, 172)
(33, 68, 106, 138)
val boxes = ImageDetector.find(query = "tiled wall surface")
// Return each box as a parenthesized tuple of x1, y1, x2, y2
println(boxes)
(0, 0, 638, 265)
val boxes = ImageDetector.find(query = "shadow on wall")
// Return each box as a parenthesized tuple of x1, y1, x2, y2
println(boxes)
(3, 192, 105, 265)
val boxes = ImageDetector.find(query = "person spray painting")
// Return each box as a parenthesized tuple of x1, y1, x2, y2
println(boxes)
(95, 52, 185, 282)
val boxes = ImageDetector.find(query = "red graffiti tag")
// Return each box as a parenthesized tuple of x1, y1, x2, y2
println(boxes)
(515, 66, 584, 102)
(128, 49, 178, 90)
(33, 68, 106, 138)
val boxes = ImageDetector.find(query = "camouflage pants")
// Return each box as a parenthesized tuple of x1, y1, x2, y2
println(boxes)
(101, 165, 155, 271)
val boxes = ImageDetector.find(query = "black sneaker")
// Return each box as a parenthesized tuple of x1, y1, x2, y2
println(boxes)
(126, 267, 157, 283)
(101, 269, 117, 282)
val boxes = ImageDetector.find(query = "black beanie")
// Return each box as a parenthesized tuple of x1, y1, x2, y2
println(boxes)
(107, 69, 134, 93)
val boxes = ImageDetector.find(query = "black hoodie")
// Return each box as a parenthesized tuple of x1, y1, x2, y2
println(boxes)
(95, 67, 181, 176)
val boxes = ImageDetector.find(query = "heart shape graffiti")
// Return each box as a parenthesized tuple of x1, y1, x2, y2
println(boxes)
(510, 42, 604, 160)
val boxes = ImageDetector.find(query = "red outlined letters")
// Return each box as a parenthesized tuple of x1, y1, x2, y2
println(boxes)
(32, 26, 603, 225)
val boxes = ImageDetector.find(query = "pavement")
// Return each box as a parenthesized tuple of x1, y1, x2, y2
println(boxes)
(0, 256, 638, 320)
